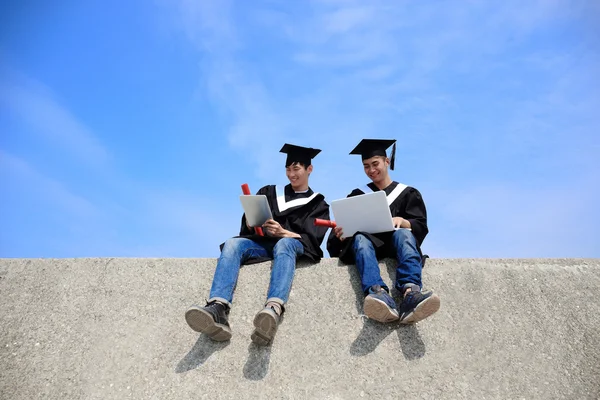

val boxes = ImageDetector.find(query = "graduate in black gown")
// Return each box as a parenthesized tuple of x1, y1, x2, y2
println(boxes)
(327, 139, 440, 324)
(186, 144, 330, 345)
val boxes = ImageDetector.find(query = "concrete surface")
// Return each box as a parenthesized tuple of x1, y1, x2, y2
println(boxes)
(1, 258, 599, 399)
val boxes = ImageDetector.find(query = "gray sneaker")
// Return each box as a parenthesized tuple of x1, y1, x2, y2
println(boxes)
(399, 286, 441, 324)
(185, 301, 232, 341)
(251, 305, 281, 346)
(363, 285, 400, 323)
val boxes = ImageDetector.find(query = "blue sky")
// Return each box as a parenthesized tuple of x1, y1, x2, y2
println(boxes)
(1, 0, 599, 258)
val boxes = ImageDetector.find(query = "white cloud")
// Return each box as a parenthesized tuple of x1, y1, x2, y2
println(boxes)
(0, 150, 99, 218)
(138, 188, 240, 249)
(321, 5, 374, 34)
(176, 0, 237, 52)
(162, 0, 600, 257)
(425, 176, 600, 257)
(0, 64, 241, 257)
(0, 69, 111, 168)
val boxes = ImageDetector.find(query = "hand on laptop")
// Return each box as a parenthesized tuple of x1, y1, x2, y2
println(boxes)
(393, 217, 410, 229)
(263, 219, 284, 237)
(333, 226, 348, 241)
(262, 219, 301, 239)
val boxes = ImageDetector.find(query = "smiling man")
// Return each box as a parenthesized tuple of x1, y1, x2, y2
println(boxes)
(327, 139, 440, 324)
(186, 144, 329, 345)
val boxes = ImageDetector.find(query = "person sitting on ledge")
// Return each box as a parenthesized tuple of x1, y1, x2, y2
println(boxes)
(327, 139, 440, 324)
(186, 144, 330, 345)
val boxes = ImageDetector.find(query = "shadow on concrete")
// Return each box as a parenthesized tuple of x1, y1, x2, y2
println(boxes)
(350, 318, 395, 356)
(396, 324, 426, 360)
(339, 258, 365, 314)
(350, 317, 425, 361)
(296, 260, 316, 270)
(344, 258, 426, 360)
(383, 259, 427, 360)
(349, 320, 426, 360)
(243, 343, 272, 381)
(175, 335, 230, 373)
(383, 258, 400, 296)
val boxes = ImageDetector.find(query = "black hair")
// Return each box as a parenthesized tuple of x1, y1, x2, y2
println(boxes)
(287, 161, 309, 169)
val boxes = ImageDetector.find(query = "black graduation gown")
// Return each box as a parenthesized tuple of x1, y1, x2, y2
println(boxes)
(327, 181, 428, 264)
(222, 184, 330, 265)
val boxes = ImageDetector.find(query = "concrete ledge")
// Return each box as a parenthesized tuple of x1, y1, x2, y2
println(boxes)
(1, 258, 599, 399)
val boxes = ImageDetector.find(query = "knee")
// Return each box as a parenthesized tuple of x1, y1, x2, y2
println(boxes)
(352, 234, 373, 251)
(221, 238, 244, 256)
(393, 229, 414, 244)
(273, 238, 300, 256)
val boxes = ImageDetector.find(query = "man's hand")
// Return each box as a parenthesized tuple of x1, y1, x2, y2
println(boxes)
(392, 217, 411, 229)
(333, 226, 348, 241)
(263, 219, 301, 238)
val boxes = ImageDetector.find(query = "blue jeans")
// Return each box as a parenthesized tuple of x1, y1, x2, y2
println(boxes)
(352, 229, 422, 295)
(208, 237, 304, 307)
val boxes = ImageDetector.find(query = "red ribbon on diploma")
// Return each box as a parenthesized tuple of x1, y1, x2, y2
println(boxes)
(241, 183, 264, 236)
(314, 219, 336, 228)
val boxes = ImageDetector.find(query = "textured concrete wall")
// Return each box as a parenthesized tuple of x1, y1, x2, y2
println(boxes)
(1, 258, 599, 399)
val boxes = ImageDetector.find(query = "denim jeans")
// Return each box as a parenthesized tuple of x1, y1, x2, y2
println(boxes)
(208, 237, 304, 307)
(351, 229, 422, 294)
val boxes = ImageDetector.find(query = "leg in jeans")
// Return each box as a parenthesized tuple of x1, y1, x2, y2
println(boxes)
(392, 229, 440, 324)
(392, 229, 423, 293)
(265, 238, 304, 306)
(208, 238, 269, 307)
(251, 238, 303, 346)
(352, 234, 387, 294)
(354, 234, 399, 322)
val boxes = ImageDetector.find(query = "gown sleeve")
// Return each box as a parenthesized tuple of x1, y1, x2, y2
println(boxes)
(297, 198, 330, 261)
(395, 188, 428, 246)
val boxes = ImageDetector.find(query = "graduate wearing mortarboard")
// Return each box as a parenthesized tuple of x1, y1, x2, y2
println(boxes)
(186, 144, 330, 345)
(327, 139, 440, 324)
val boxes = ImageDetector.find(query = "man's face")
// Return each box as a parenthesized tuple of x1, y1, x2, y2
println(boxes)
(286, 162, 313, 190)
(362, 156, 389, 184)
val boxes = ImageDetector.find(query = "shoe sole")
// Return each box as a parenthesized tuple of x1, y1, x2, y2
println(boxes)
(400, 294, 441, 324)
(251, 310, 278, 346)
(185, 307, 232, 341)
(363, 296, 400, 323)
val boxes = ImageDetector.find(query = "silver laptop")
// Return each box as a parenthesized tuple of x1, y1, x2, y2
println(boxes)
(330, 191, 395, 238)
(239, 195, 273, 227)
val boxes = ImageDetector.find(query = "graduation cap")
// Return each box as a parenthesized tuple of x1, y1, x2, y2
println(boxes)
(279, 144, 321, 167)
(350, 139, 397, 170)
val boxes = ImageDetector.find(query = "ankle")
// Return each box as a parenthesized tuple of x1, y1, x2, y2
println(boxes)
(368, 284, 388, 294)
(266, 301, 283, 316)
(208, 300, 229, 310)
(402, 284, 420, 298)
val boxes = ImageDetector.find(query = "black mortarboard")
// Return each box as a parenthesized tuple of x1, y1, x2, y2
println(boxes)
(279, 144, 321, 167)
(349, 139, 397, 170)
